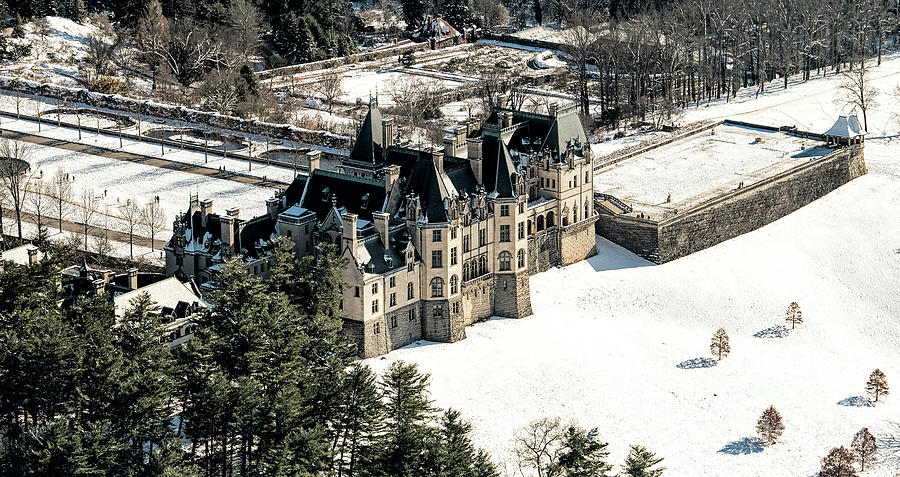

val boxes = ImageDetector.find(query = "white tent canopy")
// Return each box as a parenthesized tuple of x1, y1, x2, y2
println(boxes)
(824, 114, 867, 138)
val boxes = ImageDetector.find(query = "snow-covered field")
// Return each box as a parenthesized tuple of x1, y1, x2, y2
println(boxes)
(365, 55, 900, 476)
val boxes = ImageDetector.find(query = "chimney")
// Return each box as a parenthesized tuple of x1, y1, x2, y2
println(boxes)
(455, 126, 466, 146)
(341, 212, 358, 259)
(220, 215, 235, 253)
(373, 211, 390, 247)
(384, 164, 401, 196)
(443, 135, 457, 157)
(467, 138, 483, 184)
(26, 246, 38, 266)
(382, 118, 395, 147)
(502, 112, 513, 128)
(548, 101, 558, 116)
(306, 150, 321, 173)
(431, 148, 444, 174)
(495, 93, 507, 109)
(266, 197, 279, 220)
(200, 199, 213, 227)
(92, 278, 106, 296)
(226, 207, 240, 220)
(127, 267, 138, 290)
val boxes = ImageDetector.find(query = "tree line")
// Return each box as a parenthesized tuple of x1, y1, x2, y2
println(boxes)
(547, 0, 899, 128)
(0, 236, 500, 476)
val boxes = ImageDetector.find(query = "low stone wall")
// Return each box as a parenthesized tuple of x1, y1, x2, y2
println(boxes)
(595, 146, 867, 264)
(0, 77, 351, 151)
(657, 145, 866, 262)
(527, 228, 560, 274)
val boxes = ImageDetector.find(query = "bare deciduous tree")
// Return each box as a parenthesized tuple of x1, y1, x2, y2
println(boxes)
(850, 427, 877, 471)
(121, 199, 142, 259)
(513, 417, 565, 477)
(0, 139, 34, 240)
(50, 168, 73, 234)
(785, 302, 803, 329)
(26, 179, 52, 243)
(710, 328, 730, 361)
(78, 189, 99, 246)
(839, 59, 877, 131)
(866, 369, 889, 403)
(317, 70, 344, 114)
(142, 200, 166, 251)
(756, 406, 785, 446)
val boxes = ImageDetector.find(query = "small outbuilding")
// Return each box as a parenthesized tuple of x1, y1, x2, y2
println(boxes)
(824, 114, 866, 146)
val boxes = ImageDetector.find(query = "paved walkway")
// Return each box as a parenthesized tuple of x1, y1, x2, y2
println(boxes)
(3, 207, 161, 251)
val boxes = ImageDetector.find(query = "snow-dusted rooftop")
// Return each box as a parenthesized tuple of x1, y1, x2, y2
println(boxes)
(824, 114, 867, 138)
(594, 123, 829, 216)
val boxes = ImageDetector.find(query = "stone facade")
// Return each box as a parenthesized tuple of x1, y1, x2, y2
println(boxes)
(596, 145, 867, 264)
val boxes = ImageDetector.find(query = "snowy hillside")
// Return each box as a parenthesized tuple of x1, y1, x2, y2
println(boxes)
(365, 56, 900, 476)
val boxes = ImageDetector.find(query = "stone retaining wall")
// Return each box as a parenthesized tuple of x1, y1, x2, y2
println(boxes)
(560, 216, 599, 265)
(595, 145, 867, 264)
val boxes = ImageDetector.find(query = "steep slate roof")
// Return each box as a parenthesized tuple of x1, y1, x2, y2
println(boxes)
(403, 151, 460, 223)
(300, 169, 387, 222)
(357, 226, 415, 275)
(349, 98, 385, 164)
(481, 130, 517, 197)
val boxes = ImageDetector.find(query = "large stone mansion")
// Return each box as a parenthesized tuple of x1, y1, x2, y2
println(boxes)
(165, 98, 597, 357)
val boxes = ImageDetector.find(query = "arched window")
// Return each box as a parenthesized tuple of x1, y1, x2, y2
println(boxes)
(479, 255, 487, 275)
(517, 249, 525, 268)
(450, 275, 458, 294)
(573, 208, 578, 224)
(537, 215, 545, 231)
(499, 251, 512, 271)
(527, 219, 533, 234)
(407, 282, 414, 300)
(547, 211, 555, 228)
(463, 262, 470, 281)
(430, 277, 444, 297)
(584, 203, 590, 220)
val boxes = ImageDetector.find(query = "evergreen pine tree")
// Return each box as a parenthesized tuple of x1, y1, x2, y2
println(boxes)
(785, 302, 802, 329)
(400, 0, 427, 29)
(431, 408, 498, 477)
(441, 0, 473, 29)
(866, 369, 889, 403)
(710, 328, 730, 361)
(850, 427, 877, 472)
(472, 449, 501, 477)
(379, 360, 435, 476)
(556, 426, 613, 477)
(820, 446, 857, 477)
(533, 0, 542, 25)
(755, 406, 785, 445)
(622, 445, 665, 477)
(332, 363, 385, 477)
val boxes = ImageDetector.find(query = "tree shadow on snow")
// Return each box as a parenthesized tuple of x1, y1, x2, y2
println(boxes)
(719, 437, 765, 455)
(676, 357, 718, 369)
(753, 325, 791, 338)
(837, 396, 873, 407)
(877, 422, 900, 469)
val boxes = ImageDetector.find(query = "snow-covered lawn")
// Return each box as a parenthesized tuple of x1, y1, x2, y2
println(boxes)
(594, 123, 821, 207)
(365, 55, 900, 476)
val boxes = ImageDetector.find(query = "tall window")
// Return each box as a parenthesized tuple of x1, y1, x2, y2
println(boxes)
(432, 304, 443, 318)
(390, 293, 396, 306)
(389, 276, 396, 287)
(450, 275, 458, 294)
(430, 277, 444, 297)
(500, 205, 510, 216)
(374, 322, 381, 334)
(463, 235, 470, 252)
(478, 229, 486, 247)
(407, 282, 414, 299)
(463, 262, 470, 281)
(432, 229, 442, 242)
(518, 222, 525, 239)
(517, 249, 525, 268)
(451, 228, 457, 239)
(584, 203, 590, 220)
(499, 251, 512, 271)
(450, 247, 457, 265)
(371, 300, 379, 313)
(518, 202, 524, 213)
(479, 255, 487, 275)
(431, 250, 442, 268)
(372, 283, 378, 294)
(500, 225, 510, 242)
(408, 309, 416, 321)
